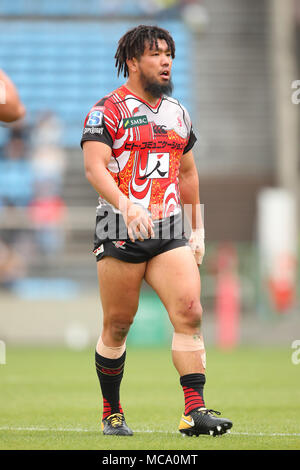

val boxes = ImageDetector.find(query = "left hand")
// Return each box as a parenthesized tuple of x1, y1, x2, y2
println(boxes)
(189, 228, 205, 265)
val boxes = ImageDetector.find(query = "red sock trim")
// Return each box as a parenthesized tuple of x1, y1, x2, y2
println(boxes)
(102, 398, 123, 420)
(183, 386, 205, 415)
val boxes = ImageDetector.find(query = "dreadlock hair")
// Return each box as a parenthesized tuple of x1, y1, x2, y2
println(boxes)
(115, 25, 175, 78)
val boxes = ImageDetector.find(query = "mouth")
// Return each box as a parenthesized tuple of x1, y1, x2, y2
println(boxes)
(160, 70, 170, 80)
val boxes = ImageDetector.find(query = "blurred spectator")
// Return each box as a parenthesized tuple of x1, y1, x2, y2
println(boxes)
(0, 239, 27, 289)
(31, 110, 62, 147)
(0, 130, 34, 208)
(0, 125, 34, 288)
(0, 111, 67, 284)
(27, 111, 67, 257)
(28, 180, 67, 257)
(30, 111, 66, 193)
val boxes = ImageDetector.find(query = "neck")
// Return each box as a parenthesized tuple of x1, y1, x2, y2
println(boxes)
(125, 79, 160, 107)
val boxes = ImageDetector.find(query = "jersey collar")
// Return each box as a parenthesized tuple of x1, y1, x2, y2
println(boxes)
(121, 85, 163, 110)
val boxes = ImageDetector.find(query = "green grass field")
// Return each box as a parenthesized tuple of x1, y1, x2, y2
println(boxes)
(0, 346, 299, 450)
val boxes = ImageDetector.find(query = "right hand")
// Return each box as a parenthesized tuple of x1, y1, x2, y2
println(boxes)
(121, 200, 155, 242)
(189, 228, 205, 265)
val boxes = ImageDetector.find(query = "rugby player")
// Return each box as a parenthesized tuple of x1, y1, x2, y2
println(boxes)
(81, 25, 232, 437)
(0, 69, 26, 122)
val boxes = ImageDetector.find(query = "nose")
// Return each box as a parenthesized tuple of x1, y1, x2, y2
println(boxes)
(161, 53, 171, 66)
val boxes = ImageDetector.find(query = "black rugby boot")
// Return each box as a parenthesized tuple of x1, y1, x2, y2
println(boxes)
(102, 413, 133, 436)
(178, 407, 232, 437)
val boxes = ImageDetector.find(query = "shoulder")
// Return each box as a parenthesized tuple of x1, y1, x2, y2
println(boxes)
(162, 95, 190, 115)
(84, 92, 122, 127)
(93, 91, 121, 115)
(162, 96, 193, 128)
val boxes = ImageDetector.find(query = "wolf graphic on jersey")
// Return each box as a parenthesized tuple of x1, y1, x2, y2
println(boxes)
(81, 85, 197, 220)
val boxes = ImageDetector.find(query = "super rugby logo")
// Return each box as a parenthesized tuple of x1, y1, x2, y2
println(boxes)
(86, 108, 104, 127)
(123, 115, 148, 129)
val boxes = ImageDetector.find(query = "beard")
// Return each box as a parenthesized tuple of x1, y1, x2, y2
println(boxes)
(140, 71, 173, 98)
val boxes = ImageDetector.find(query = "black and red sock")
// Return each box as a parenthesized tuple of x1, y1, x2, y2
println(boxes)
(95, 350, 126, 420)
(180, 373, 206, 415)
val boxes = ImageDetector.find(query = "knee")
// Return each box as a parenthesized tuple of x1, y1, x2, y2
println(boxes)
(176, 298, 203, 330)
(104, 311, 135, 342)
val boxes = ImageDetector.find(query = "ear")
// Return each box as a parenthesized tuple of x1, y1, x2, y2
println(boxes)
(126, 57, 138, 74)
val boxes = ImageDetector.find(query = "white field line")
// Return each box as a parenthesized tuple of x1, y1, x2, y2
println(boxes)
(0, 426, 299, 437)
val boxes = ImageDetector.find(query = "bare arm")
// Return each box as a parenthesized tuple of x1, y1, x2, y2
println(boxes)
(0, 70, 26, 123)
(179, 149, 203, 230)
(83, 140, 154, 241)
(83, 140, 129, 212)
(179, 149, 205, 265)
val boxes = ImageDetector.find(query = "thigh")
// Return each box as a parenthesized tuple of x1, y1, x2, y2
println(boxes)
(97, 256, 146, 319)
(144, 246, 202, 330)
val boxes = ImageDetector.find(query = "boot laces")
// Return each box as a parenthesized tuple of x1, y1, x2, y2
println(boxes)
(199, 408, 221, 416)
(107, 413, 124, 427)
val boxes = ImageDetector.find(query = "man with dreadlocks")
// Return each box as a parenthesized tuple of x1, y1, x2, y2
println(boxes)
(81, 25, 232, 437)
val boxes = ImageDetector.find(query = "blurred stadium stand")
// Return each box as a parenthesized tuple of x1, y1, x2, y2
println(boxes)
(193, 0, 275, 243)
(0, 4, 193, 291)
(0, 20, 190, 148)
(0, 0, 180, 17)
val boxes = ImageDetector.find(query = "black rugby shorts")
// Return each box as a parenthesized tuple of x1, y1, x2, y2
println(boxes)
(93, 212, 189, 263)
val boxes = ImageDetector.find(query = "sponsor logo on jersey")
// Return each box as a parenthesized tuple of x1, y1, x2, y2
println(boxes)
(138, 152, 170, 180)
(123, 115, 148, 129)
(83, 127, 104, 135)
(124, 140, 185, 151)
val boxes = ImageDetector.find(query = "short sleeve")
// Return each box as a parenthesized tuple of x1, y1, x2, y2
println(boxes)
(181, 104, 197, 154)
(183, 126, 197, 154)
(80, 99, 120, 149)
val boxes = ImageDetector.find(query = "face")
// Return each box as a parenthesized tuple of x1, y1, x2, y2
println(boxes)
(133, 39, 173, 98)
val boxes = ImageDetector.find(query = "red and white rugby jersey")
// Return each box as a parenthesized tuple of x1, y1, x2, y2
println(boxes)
(81, 85, 197, 220)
